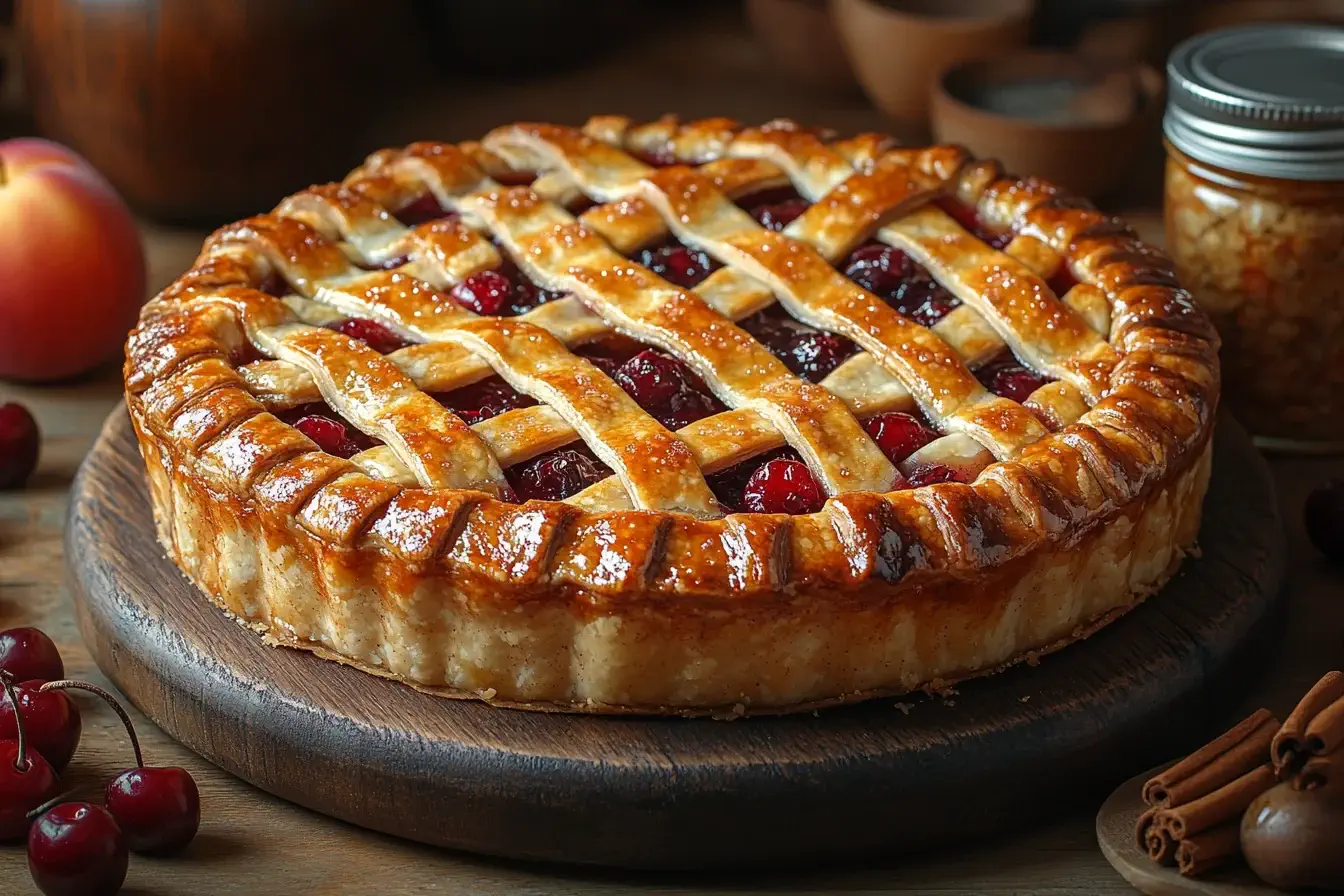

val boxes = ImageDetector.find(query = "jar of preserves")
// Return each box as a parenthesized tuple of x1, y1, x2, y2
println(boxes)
(1164, 25, 1344, 450)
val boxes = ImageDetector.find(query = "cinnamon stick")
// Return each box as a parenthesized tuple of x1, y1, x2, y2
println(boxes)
(1273, 671, 1344, 778)
(1296, 750, 1337, 792)
(1176, 820, 1242, 877)
(1155, 763, 1277, 840)
(1142, 708, 1278, 807)
(1135, 807, 1177, 865)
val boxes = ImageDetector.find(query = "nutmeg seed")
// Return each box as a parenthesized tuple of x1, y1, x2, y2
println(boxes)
(1241, 779, 1344, 890)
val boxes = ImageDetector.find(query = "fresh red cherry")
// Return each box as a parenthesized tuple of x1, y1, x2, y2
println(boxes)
(0, 674, 58, 841)
(450, 269, 514, 316)
(510, 448, 609, 502)
(0, 402, 41, 489)
(0, 628, 64, 684)
(45, 680, 201, 857)
(0, 680, 80, 772)
(613, 349, 723, 431)
(293, 414, 370, 459)
(331, 318, 408, 354)
(742, 459, 824, 515)
(106, 767, 200, 855)
(1305, 480, 1344, 565)
(27, 802, 127, 896)
(864, 412, 938, 465)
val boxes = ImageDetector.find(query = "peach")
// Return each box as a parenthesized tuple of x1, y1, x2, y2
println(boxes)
(0, 138, 146, 382)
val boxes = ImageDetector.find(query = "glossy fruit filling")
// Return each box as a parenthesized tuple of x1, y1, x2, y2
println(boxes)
(435, 376, 538, 426)
(974, 351, 1050, 403)
(329, 318, 409, 354)
(508, 444, 612, 503)
(840, 241, 960, 327)
(737, 305, 857, 383)
(276, 404, 377, 459)
(636, 239, 720, 290)
(449, 261, 564, 317)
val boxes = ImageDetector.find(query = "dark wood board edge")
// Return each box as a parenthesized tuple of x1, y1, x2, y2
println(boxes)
(65, 409, 1285, 869)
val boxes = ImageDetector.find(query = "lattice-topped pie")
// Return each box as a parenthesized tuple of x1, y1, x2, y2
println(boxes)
(124, 116, 1219, 715)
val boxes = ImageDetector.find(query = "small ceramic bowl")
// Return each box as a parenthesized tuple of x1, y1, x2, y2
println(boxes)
(930, 51, 1164, 200)
(746, 0, 857, 92)
(831, 0, 1035, 122)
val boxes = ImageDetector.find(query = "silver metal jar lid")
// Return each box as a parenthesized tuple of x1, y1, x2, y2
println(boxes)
(1165, 24, 1344, 181)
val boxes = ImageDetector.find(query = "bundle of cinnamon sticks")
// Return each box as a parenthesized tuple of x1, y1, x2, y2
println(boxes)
(1136, 708, 1279, 877)
(1134, 670, 1344, 878)
(1272, 670, 1344, 792)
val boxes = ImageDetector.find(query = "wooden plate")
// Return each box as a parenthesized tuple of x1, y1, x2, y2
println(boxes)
(66, 410, 1285, 870)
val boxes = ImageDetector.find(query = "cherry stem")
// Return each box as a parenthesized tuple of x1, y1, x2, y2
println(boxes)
(26, 789, 77, 821)
(39, 680, 143, 769)
(1, 671, 28, 772)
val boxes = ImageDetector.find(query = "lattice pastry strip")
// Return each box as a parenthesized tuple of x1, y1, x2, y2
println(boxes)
(465, 187, 899, 497)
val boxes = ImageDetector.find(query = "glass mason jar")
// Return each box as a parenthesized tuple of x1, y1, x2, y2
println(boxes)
(1163, 25, 1344, 451)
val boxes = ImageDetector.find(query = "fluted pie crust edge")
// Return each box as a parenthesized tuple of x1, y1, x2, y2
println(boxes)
(124, 115, 1220, 714)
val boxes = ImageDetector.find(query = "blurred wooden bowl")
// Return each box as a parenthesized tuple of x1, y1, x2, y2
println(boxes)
(831, 0, 1035, 122)
(18, 0, 418, 225)
(930, 51, 1163, 200)
(746, 0, 857, 93)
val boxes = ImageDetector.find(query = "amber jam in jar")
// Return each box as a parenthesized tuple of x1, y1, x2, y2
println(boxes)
(1164, 25, 1344, 450)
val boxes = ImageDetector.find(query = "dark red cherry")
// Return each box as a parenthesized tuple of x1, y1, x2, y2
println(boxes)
(781, 331, 857, 382)
(742, 459, 824, 515)
(393, 194, 453, 226)
(293, 415, 370, 459)
(749, 197, 810, 232)
(0, 739, 56, 841)
(1305, 480, 1344, 565)
(331, 318, 408, 354)
(864, 412, 938, 465)
(450, 269, 513, 316)
(106, 767, 200, 855)
(637, 241, 717, 289)
(27, 802, 127, 896)
(613, 349, 723, 430)
(0, 680, 80, 773)
(437, 377, 535, 425)
(0, 629, 63, 685)
(980, 359, 1047, 402)
(510, 448, 609, 502)
(842, 242, 916, 297)
(0, 402, 40, 490)
(906, 462, 971, 488)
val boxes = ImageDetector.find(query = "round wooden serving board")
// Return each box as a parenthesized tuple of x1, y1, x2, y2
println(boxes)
(66, 410, 1284, 870)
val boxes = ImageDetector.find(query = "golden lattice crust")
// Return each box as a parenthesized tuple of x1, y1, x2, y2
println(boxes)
(123, 116, 1220, 714)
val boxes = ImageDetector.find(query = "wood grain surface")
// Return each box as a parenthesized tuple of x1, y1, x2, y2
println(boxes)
(1096, 767, 1276, 896)
(62, 409, 1282, 871)
(1, 10, 1342, 890)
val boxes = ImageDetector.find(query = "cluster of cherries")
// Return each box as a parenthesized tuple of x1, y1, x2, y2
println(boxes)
(0, 627, 199, 895)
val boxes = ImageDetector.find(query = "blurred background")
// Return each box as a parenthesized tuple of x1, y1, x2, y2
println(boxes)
(3, 0, 1341, 225)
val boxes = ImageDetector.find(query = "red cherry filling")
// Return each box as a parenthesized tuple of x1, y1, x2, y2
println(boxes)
(936, 197, 1013, 250)
(1048, 264, 1078, 297)
(840, 242, 960, 327)
(742, 458, 824, 515)
(435, 377, 536, 425)
(738, 308, 857, 382)
(613, 349, 725, 430)
(749, 197, 810, 232)
(905, 462, 971, 488)
(450, 264, 561, 317)
(393, 194, 455, 226)
(976, 354, 1049, 402)
(509, 447, 611, 502)
(331, 318, 409, 354)
(0, 403, 40, 490)
(293, 414, 373, 459)
(27, 802, 128, 896)
(636, 240, 719, 289)
(633, 146, 677, 167)
(863, 412, 938, 465)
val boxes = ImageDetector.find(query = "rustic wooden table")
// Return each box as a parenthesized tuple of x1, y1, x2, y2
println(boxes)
(1, 17, 1341, 894)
